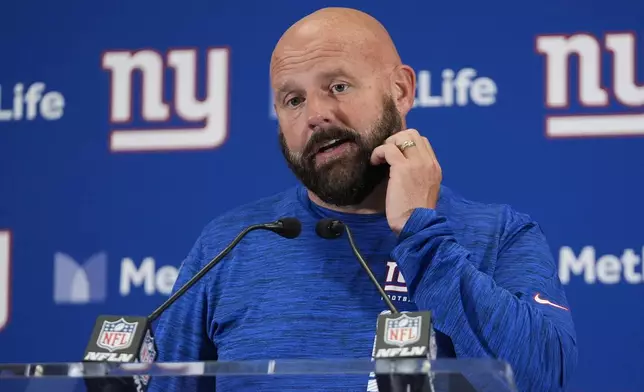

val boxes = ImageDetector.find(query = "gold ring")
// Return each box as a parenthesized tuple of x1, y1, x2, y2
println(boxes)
(397, 140, 416, 152)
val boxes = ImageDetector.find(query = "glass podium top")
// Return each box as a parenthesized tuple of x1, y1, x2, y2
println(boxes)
(0, 358, 518, 392)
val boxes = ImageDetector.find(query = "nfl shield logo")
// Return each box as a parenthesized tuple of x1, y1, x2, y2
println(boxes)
(96, 318, 138, 352)
(383, 313, 422, 347)
(135, 330, 157, 388)
(139, 330, 157, 363)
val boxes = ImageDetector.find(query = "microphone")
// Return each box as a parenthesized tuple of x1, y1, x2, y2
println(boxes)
(82, 217, 302, 391)
(148, 217, 301, 321)
(316, 218, 434, 392)
(316, 219, 398, 314)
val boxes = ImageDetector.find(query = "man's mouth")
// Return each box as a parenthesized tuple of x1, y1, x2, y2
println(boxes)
(316, 138, 350, 154)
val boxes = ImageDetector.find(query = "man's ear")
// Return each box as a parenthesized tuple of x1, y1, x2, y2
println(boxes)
(390, 64, 416, 116)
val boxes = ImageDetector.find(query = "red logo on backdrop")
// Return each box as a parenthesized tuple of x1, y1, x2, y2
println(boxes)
(96, 318, 138, 352)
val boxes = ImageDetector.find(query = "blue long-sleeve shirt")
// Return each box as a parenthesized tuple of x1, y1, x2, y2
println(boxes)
(147, 184, 577, 392)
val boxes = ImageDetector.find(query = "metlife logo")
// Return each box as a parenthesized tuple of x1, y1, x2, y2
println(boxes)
(559, 245, 643, 285)
(120, 257, 178, 296)
(268, 67, 498, 119)
(412, 68, 497, 108)
(0, 82, 65, 121)
(54, 252, 107, 304)
(53, 252, 179, 305)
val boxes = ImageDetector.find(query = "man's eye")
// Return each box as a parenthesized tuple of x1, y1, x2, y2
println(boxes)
(287, 97, 304, 107)
(331, 83, 349, 93)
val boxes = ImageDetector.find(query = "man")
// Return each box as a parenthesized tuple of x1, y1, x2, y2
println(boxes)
(148, 7, 577, 392)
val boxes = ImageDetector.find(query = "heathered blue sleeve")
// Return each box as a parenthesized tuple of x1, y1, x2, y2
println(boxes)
(391, 208, 578, 392)
(147, 234, 217, 392)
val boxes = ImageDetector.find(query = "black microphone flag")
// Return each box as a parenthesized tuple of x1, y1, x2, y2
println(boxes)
(374, 311, 433, 360)
(84, 316, 155, 364)
(83, 315, 155, 391)
(82, 217, 302, 392)
(315, 218, 435, 392)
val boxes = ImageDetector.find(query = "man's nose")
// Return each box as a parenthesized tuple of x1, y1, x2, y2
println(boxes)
(306, 94, 336, 132)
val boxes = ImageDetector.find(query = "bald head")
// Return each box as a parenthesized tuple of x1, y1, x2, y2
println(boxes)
(269, 6, 416, 132)
(271, 7, 401, 78)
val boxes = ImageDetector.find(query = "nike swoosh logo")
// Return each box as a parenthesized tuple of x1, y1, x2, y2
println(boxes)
(533, 293, 569, 311)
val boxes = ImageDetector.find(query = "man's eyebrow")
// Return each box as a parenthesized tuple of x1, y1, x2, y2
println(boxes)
(318, 68, 353, 80)
(274, 68, 355, 97)
(275, 81, 298, 96)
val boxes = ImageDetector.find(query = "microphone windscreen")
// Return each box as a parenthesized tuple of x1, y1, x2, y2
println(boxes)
(275, 217, 302, 239)
(315, 219, 343, 239)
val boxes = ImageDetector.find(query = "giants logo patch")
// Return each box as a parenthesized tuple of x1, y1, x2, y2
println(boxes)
(536, 32, 643, 138)
(384, 261, 409, 302)
(102, 47, 230, 152)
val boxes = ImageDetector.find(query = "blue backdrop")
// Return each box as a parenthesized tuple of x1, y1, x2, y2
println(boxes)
(1, 1, 643, 391)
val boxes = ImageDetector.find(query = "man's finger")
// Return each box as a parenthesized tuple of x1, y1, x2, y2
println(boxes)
(384, 129, 420, 145)
(422, 137, 437, 160)
(385, 130, 425, 161)
(370, 144, 407, 166)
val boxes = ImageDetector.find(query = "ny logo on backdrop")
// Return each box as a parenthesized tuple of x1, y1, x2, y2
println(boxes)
(0, 231, 11, 331)
(53, 252, 107, 304)
(536, 31, 644, 138)
(102, 47, 230, 152)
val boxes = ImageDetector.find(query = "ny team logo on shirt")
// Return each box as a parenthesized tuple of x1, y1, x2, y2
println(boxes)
(384, 261, 410, 303)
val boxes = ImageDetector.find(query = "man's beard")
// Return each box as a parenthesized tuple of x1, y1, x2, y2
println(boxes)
(279, 95, 403, 207)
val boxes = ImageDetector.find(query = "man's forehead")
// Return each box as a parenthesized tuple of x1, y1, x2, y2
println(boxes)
(270, 39, 379, 88)
(272, 35, 369, 69)
(270, 8, 401, 88)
